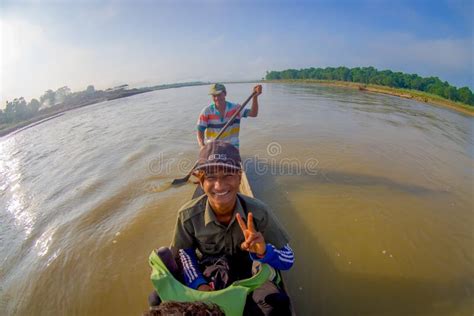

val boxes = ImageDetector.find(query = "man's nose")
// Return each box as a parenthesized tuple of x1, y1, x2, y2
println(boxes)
(214, 177, 225, 189)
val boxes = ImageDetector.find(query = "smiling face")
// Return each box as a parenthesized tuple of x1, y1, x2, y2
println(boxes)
(200, 167, 241, 215)
(212, 91, 226, 108)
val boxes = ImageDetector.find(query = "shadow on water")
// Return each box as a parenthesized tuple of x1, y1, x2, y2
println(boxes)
(243, 158, 466, 315)
(289, 169, 448, 197)
(244, 156, 448, 197)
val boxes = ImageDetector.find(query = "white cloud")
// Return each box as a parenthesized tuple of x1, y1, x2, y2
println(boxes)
(345, 32, 474, 87)
(367, 32, 472, 72)
(1, 6, 472, 107)
(0, 15, 141, 105)
(250, 29, 472, 87)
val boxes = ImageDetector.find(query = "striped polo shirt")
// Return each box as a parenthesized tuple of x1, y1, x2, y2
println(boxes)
(197, 101, 250, 147)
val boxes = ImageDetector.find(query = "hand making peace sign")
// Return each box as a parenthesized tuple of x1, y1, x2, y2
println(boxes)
(236, 212, 266, 257)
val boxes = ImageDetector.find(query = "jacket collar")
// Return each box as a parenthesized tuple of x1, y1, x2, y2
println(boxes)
(204, 194, 246, 226)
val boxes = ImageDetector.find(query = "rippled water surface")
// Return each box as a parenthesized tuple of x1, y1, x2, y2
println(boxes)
(1, 83, 472, 315)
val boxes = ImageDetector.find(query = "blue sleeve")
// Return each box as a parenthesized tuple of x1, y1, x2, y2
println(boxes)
(178, 249, 208, 289)
(249, 243, 294, 270)
(242, 108, 251, 118)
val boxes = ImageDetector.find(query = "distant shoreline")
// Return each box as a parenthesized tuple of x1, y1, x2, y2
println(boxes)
(264, 79, 474, 116)
(3, 79, 471, 138)
(0, 82, 209, 138)
(0, 99, 110, 138)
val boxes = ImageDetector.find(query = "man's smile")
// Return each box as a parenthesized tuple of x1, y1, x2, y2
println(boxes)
(213, 190, 230, 196)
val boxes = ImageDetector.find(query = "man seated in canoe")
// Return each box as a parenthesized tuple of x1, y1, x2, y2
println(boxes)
(149, 141, 294, 315)
(197, 83, 262, 149)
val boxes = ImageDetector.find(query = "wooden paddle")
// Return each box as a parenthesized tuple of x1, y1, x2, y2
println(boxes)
(171, 91, 257, 185)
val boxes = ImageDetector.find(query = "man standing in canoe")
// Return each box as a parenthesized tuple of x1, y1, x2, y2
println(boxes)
(169, 141, 294, 315)
(197, 83, 262, 149)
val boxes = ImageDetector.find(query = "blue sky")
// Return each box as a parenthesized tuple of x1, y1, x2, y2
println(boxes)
(1, 0, 472, 105)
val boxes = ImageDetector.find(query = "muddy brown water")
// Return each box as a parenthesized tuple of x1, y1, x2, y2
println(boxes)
(1, 83, 472, 315)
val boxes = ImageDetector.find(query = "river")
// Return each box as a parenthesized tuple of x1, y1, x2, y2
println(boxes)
(1, 83, 472, 315)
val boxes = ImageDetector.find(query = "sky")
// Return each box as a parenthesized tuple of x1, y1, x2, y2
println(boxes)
(1, 0, 472, 106)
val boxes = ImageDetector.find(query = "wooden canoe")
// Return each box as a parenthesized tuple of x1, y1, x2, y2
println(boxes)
(192, 170, 295, 314)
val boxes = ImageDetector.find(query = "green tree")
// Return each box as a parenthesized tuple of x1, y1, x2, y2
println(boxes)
(55, 86, 72, 104)
(40, 89, 56, 107)
(12, 98, 29, 121)
(351, 67, 364, 83)
(444, 86, 458, 100)
(28, 98, 41, 115)
(4, 101, 16, 123)
(427, 83, 445, 96)
(3, 98, 27, 123)
(265, 71, 281, 80)
(457, 87, 474, 105)
(265, 66, 472, 106)
(86, 85, 95, 94)
(280, 69, 298, 80)
(410, 75, 423, 90)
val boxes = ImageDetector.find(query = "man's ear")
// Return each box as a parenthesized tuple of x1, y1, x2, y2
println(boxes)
(192, 170, 204, 185)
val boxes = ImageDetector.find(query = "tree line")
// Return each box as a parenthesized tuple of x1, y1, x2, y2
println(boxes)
(265, 66, 474, 106)
(1, 81, 207, 129)
(0, 85, 105, 125)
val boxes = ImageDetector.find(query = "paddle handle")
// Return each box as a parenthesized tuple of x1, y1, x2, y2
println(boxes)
(171, 91, 257, 185)
(214, 92, 257, 140)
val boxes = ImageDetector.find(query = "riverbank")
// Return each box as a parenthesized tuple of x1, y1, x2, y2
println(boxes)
(0, 99, 104, 137)
(265, 79, 474, 116)
(0, 113, 65, 137)
(0, 81, 209, 138)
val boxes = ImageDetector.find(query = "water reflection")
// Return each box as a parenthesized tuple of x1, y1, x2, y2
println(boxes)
(0, 138, 35, 239)
(34, 227, 55, 257)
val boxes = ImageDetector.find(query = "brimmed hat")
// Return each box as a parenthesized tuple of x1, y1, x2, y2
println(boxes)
(208, 83, 226, 96)
(195, 141, 241, 171)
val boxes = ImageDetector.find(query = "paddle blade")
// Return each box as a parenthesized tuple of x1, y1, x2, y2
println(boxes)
(171, 174, 191, 185)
